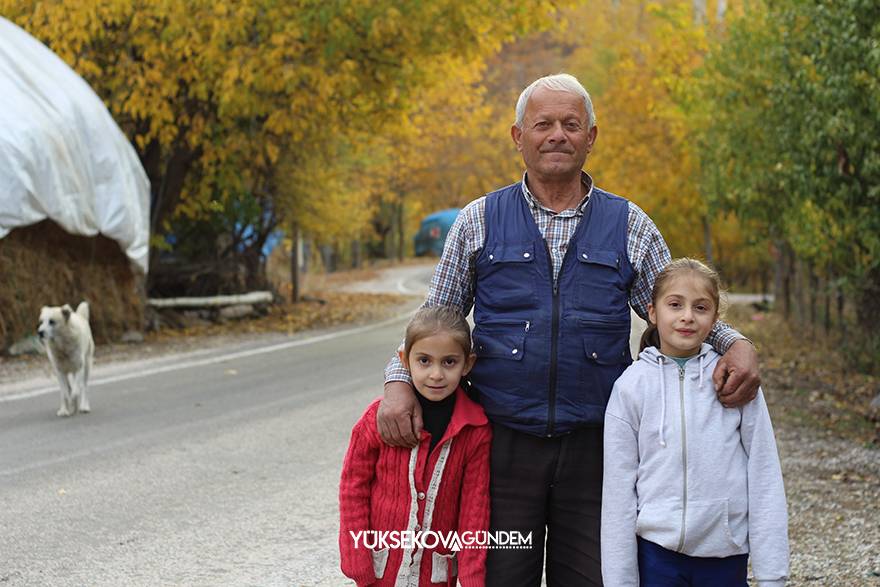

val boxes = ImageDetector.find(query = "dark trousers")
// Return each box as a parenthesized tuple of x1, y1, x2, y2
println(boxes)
(486, 423, 604, 586)
(637, 537, 749, 586)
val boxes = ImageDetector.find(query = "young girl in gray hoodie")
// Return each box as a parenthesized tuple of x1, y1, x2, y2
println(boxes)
(601, 258, 789, 586)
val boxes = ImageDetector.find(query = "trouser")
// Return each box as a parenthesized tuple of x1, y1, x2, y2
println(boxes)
(485, 423, 604, 586)
(637, 537, 749, 586)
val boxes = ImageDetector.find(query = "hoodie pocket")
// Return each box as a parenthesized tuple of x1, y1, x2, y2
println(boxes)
(683, 499, 743, 557)
(371, 547, 390, 579)
(636, 501, 682, 551)
(430, 551, 458, 583)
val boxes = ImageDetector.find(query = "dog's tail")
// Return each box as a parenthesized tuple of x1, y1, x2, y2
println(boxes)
(75, 301, 90, 322)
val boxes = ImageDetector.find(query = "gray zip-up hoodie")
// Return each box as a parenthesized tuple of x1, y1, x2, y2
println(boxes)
(601, 343, 789, 586)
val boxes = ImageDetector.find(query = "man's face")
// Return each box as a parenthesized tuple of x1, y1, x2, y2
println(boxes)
(511, 87, 597, 182)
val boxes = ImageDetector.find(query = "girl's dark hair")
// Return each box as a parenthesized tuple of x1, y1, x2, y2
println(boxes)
(404, 306, 472, 358)
(639, 258, 726, 352)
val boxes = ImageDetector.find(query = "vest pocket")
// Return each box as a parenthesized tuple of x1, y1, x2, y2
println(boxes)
(575, 247, 620, 269)
(581, 330, 631, 365)
(371, 547, 390, 579)
(430, 551, 458, 583)
(478, 242, 538, 310)
(473, 328, 526, 361)
(574, 247, 628, 311)
(580, 322, 630, 410)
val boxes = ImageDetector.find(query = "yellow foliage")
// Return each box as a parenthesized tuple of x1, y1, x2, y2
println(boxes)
(0, 0, 569, 246)
(548, 0, 759, 277)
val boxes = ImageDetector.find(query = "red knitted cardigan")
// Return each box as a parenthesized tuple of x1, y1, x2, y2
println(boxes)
(339, 387, 491, 586)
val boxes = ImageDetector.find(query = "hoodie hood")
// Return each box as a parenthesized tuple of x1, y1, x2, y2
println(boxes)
(637, 342, 715, 365)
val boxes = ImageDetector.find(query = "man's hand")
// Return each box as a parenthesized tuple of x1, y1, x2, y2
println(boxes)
(377, 381, 422, 447)
(712, 339, 761, 408)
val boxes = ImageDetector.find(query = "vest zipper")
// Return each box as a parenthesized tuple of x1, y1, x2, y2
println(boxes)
(545, 241, 560, 437)
(676, 365, 688, 552)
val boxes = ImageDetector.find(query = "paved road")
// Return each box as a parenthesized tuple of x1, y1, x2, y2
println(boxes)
(0, 260, 768, 586)
(0, 312, 423, 586)
(0, 266, 436, 587)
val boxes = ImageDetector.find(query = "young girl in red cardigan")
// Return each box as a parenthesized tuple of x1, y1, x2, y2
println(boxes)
(339, 306, 491, 586)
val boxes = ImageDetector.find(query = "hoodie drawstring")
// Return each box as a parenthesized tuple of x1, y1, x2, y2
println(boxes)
(657, 355, 667, 447)
(698, 353, 704, 389)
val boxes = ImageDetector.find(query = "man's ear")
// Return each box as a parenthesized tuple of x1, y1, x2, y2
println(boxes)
(510, 124, 523, 152)
(398, 349, 409, 371)
(647, 303, 657, 326)
(462, 352, 477, 377)
(585, 125, 598, 154)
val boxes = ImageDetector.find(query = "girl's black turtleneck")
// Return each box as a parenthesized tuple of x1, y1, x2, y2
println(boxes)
(416, 387, 457, 453)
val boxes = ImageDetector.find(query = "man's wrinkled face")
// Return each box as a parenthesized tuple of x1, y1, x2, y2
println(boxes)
(511, 87, 597, 182)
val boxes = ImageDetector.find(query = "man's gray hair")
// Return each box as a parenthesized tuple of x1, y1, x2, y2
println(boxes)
(514, 73, 596, 129)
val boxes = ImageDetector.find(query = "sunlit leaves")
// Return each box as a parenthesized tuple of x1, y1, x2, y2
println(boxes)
(698, 0, 880, 294)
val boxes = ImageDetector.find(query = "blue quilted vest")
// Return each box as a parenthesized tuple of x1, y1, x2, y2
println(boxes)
(469, 183, 634, 436)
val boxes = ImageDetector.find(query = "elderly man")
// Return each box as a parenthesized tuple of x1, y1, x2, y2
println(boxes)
(379, 73, 759, 586)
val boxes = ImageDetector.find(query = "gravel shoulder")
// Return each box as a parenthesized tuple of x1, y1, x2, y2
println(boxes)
(724, 304, 880, 585)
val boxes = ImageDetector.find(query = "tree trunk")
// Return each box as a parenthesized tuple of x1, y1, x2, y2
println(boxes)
(824, 269, 831, 334)
(290, 223, 301, 303)
(793, 255, 807, 326)
(396, 198, 405, 262)
(321, 244, 336, 273)
(808, 262, 817, 329)
(782, 244, 792, 320)
(143, 139, 201, 284)
(351, 239, 362, 269)
(856, 266, 880, 343)
(772, 240, 784, 310)
(702, 215, 713, 265)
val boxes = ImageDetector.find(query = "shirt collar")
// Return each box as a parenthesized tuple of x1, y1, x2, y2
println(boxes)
(520, 171, 594, 216)
(418, 386, 488, 444)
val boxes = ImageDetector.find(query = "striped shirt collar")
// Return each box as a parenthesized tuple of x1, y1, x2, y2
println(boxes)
(520, 170, 595, 216)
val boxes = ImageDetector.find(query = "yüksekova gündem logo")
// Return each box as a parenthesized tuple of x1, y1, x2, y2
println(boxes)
(349, 530, 533, 551)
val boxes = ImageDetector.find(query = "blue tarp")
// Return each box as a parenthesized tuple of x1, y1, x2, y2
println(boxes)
(414, 208, 460, 256)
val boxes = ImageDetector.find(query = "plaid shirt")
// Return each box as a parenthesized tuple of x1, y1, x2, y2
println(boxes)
(386, 173, 744, 384)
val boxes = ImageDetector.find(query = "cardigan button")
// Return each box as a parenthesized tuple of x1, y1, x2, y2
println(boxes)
(523, 252, 530, 258)
(417, 491, 426, 500)
(414, 524, 421, 532)
(591, 351, 598, 359)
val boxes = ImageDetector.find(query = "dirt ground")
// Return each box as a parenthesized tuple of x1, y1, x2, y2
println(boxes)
(724, 304, 880, 448)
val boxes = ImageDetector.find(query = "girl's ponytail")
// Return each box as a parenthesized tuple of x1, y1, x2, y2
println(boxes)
(639, 323, 661, 353)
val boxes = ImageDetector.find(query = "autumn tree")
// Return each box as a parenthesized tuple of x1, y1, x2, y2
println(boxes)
(1, 0, 568, 292)
(698, 0, 880, 368)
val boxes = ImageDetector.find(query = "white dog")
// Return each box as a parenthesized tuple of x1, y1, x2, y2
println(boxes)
(37, 302, 94, 417)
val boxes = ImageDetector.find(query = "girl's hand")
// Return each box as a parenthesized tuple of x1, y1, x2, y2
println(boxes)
(712, 339, 761, 407)
(377, 381, 423, 447)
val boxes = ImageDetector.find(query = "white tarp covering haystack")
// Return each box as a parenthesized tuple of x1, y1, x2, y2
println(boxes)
(0, 17, 150, 273)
